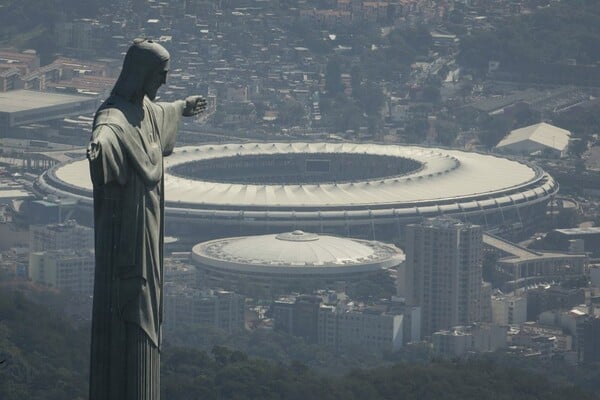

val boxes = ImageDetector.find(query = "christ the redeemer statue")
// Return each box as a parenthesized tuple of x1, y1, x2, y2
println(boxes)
(87, 38, 206, 400)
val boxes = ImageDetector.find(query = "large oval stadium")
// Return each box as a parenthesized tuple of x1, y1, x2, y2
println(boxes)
(37, 142, 558, 241)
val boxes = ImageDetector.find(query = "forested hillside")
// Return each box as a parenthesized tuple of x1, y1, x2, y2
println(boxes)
(459, 0, 600, 72)
(0, 0, 100, 60)
(0, 289, 596, 400)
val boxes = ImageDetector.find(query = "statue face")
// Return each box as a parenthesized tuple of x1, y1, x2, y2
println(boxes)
(144, 65, 168, 101)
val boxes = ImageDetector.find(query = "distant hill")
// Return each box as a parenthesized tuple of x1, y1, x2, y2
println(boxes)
(0, 0, 100, 62)
(0, 288, 596, 400)
(459, 0, 600, 76)
(0, 289, 89, 400)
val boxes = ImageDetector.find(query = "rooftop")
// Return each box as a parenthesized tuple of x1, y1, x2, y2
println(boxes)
(195, 231, 403, 267)
(0, 90, 96, 113)
(553, 227, 600, 236)
(49, 142, 546, 209)
(496, 122, 571, 152)
(483, 233, 586, 264)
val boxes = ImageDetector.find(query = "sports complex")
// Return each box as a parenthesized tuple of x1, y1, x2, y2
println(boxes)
(37, 142, 558, 241)
(192, 230, 404, 297)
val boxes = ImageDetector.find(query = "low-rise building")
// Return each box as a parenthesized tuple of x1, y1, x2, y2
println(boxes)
(526, 285, 586, 321)
(512, 322, 574, 354)
(28, 249, 94, 295)
(491, 292, 527, 325)
(483, 233, 587, 291)
(318, 303, 406, 352)
(495, 122, 571, 158)
(433, 323, 507, 358)
(433, 328, 472, 358)
(164, 285, 245, 333)
(271, 294, 420, 352)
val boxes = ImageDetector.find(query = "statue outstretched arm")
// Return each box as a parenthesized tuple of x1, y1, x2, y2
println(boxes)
(155, 96, 207, 156)
(182, 96, 207, 116)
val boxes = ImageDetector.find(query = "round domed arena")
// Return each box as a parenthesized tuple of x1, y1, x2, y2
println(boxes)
(37, 142, 558, 242)
(192, 230, 404, 297)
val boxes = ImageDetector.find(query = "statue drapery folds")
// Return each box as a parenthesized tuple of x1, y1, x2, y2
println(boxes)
(88, 39, 206, 400)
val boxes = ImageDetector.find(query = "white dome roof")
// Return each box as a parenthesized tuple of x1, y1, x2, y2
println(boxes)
(220, 230, 375, 265)
(192, 231, 404, 275)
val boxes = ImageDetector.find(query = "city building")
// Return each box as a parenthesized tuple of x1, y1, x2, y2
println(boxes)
(401, 218, 483, 336)
(538, 305, 588, 356)
(546, 227, 600, 257)
(271, 294, 323, 343)
(491, 292, 527, 325)
(526, 285, 586, 321)
(0, 50, 39, 91)
(163, 285, 245, 333)
(318, 303, 407, 352)
(271, 293, 420, 352)
(0, 90, 98, 133)
(591, 265, 600, 288)
(511, 322, 573, 355)
(483, 233, 587, 291)
(432, 323, 507, 358)
(582, 316, 600, 364)
(28, 249, 94, 295)
(29, 220, 93, 252)
(495, 122, 571, 158)
(193, 230, 404, 298)
(164, 255, 196, 286)
(38, 142, 558, 241)
(432, 328, 473, 358)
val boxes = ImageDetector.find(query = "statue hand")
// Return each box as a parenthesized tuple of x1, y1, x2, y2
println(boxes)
(183, 96, 207, 116)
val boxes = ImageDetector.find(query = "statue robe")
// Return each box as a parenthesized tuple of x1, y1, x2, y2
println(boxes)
(88, 95, 181, 400)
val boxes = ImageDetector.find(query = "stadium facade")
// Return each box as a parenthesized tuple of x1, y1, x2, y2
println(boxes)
(37, 142, 558, 242)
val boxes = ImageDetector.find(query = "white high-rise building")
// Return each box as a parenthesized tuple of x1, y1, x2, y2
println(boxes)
(403, 217, 483, 336)
(163, 285, 245, 333)
(29, 250, 95, 295)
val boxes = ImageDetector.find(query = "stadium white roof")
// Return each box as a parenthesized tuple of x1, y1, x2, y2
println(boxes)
(49, 142, 541, 208)
(496, 122, 571, 152)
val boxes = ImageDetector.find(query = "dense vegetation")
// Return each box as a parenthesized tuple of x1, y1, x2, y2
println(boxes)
(459, 0, 600, 74)
(0, 0, 101, 61)
(0, 290, 89, 400)
(164, 324, 391, 373)
(0, 0, 100, 39)
(163, 345, 597, 400)
(1, 288, 599, 400)
(316, 25, 433, 134)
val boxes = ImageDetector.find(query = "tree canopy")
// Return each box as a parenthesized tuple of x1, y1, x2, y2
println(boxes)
(1, 288, 598, 400)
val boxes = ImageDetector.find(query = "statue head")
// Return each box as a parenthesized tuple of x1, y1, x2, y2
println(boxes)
(112, 38, 170, 102)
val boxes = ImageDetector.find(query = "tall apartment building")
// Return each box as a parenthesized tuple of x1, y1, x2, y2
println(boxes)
(164, 285, 245, 333)
(28, 221, 95, 294)
(402, 217, 483, 336)
(29, 220, 94, 252)
(29, 250, 94, 295)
